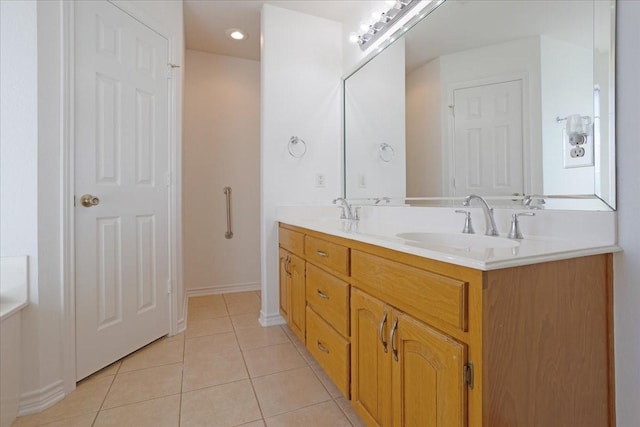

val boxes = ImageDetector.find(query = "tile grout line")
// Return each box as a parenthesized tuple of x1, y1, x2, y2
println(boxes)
(227, 300, 268, 426)
(177, 327, 186, 427)
(91, 361, 121, 426)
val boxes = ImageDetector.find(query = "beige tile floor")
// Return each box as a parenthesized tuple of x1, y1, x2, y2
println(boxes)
(12, 291, 366, 427)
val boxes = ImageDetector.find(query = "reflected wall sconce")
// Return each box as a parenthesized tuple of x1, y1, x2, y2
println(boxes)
(557, 114, 592, 145)
(288, 136, 307, 158)
(557, 114, 593, 167)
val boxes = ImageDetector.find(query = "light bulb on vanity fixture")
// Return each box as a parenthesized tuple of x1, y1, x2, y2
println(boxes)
(352, 0, 442, 51)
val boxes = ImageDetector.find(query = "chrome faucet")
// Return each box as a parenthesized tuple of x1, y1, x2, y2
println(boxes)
(333, 197, 358, 221)
(462, 195, 499, 236)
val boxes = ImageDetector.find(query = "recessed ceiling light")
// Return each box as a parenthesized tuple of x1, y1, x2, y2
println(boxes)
(226, 28, 247, 41)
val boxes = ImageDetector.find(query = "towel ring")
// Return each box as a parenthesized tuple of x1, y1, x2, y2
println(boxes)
(288, 136, 307, 158)
(379, 143, 394, 162)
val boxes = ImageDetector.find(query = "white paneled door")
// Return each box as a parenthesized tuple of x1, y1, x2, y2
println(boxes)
(452, 80, 524, 197)
(75, 1, 170, 380)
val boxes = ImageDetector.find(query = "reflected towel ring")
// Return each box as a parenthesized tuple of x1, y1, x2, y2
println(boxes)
(379, 143, 394, 162)
(288, 136, 307, 158)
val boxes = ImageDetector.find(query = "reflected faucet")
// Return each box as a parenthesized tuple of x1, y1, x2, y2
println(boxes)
(462, 195, 499, 236)
(523, 195, 545, 209)
(333, 197, 358, 221)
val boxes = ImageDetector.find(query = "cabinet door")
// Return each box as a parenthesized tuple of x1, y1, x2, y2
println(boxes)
(288, 254, 306, 343)
(278, 248, 290, 321)
(351, 288, 392, 427)
(391, 313, 467, 427)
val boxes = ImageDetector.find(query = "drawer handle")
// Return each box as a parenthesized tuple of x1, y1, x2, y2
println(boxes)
(317, 340, 330, 354)
(316, 289, 330, 299)
(378, 311, 388, 353)
(389, 317, 399, 362)
(316, 250, 329, 257)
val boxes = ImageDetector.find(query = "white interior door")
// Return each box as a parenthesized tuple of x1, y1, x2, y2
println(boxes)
(75, 0, 170, 380)
(452, 80, 524, 197)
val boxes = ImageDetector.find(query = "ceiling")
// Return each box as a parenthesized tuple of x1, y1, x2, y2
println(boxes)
(183, 0, 370, 61)
(184, 0, 603, 67)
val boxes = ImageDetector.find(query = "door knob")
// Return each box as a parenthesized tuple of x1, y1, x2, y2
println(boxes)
(80, 194, 100, 207)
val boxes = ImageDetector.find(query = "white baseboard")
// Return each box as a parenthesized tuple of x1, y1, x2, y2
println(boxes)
(175, 317, 186, 335)
(18, 379, 65, 416)
(186, 282, 261, 298)
(259, 310, 286, 327)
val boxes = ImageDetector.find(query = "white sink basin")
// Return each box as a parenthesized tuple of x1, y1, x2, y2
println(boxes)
(396, 232, 520, 250)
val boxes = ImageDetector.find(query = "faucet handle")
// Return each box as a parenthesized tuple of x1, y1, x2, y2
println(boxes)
(454, 210, 475, 234)
(508, 212, 535, 239)
(353, 207, 361, 221)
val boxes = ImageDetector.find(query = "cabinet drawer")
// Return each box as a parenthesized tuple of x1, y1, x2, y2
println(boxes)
(279, 226, 304, 256)
(351, 250, 468, 333)
(306, 264, 350, 337)
(305, 236, 350, 276)
(306, 306, 350, 398)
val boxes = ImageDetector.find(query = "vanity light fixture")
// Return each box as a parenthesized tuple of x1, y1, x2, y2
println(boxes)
(353, 0, 442, 51)
(226, 28, 247, 41)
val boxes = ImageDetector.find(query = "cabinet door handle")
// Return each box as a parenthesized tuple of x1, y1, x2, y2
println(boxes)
(316, 339, 330, 354)
(285, 257, 292, 276)
(378, 311, 388, 353)
(316, 250, 329, 257)
(389, 317, 399, 362)
(316, 289, 330, 299)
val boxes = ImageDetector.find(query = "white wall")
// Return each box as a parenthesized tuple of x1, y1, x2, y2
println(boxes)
(0, 3, 38, 423)
(540, 36, 594, 195)
(260, 5, 342, 325)
(183, 50, 261, 295)
(6, 0, 185, 414)
(614, 1, 640, 425)
(345, 38, 406, 199)
(406, 58, 441, 196)
(0, 0, 38, 263)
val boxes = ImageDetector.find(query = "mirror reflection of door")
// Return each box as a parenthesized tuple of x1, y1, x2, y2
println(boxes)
(451, 79, 524, 198)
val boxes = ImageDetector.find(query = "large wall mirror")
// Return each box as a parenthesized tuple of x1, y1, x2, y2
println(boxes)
(344, 0, 616, 210)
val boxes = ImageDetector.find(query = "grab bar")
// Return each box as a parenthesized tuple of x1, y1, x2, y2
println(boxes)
(224, 186, 233, 239)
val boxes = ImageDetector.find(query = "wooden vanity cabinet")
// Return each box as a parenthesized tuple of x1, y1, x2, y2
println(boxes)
(278, 223, 614, 427)
(278, 228, 306, 343)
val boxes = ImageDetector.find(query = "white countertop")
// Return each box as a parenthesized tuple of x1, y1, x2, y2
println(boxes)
(1, 256, 29, 321)
(277, 206, 620, 271)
